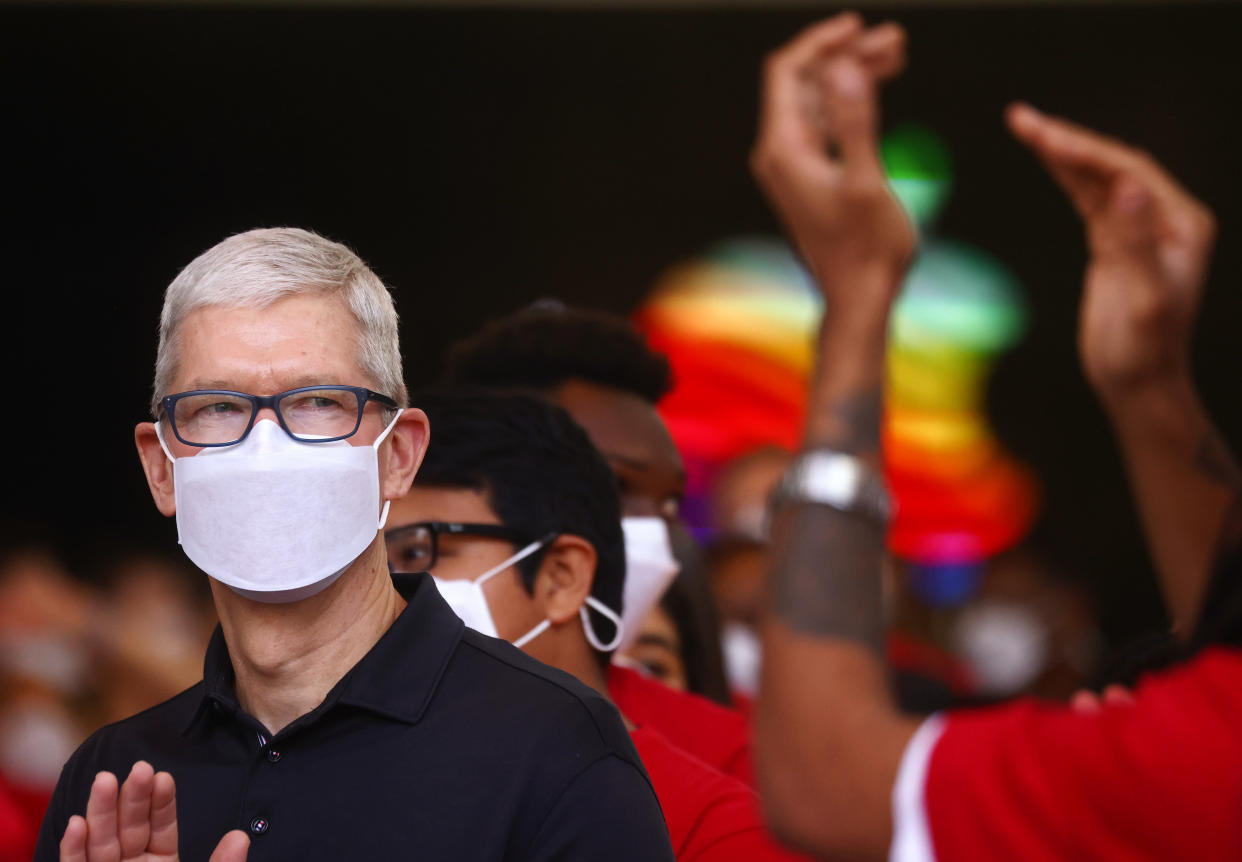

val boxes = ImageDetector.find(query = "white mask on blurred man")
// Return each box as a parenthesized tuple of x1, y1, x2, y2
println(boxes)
(615, 517, 681, 653)
(721, 621, 762, 697)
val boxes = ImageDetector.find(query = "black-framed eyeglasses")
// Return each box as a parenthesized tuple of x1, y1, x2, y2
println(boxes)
(159, 385, 398, 448)
(384, 521, 530, 573)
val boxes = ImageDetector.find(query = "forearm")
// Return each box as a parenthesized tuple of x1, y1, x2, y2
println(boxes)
(1099, 375, 1242, 636)
(757, 313, 916, 860)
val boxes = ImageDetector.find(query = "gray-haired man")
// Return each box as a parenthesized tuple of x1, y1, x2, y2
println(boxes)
(35, 228, 673, 862)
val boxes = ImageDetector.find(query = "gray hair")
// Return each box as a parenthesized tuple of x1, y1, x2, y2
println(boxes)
(151, 227, 407, 416)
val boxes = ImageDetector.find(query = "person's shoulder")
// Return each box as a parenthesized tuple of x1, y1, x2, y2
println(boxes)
(631, 726, 797, 860)
(62, 683, 205, 774)
(608, 664, 753, 781)
(630, 725, 752, 806)
(444, 628, 635, 757)
(609, 663, 746, 727)
(37, 682, 206, 857)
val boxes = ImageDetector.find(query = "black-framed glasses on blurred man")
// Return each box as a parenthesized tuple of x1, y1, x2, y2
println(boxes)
(159, 385, 398, 448)
(384, 522, 530, 573)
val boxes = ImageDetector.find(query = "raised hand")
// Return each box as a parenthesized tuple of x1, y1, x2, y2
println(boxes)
(750, 12, 913, 321)
(1007, 103, 1216, 399)
(59, 761, 249, 862)
(1009, 104, 1234, 637)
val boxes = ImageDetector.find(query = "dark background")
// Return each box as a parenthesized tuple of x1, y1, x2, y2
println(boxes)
(3, 3, 1239, 647)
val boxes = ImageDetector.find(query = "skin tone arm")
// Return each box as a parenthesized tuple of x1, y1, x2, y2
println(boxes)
(755, 15, 1235, 861)
(751, 14, 922, 860)
(1007, 105, 1233, 638)
(59, 762, 248, 862)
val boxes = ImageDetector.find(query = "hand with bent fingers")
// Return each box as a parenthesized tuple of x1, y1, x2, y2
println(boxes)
(750, 12, 914, 320)
(1007, 103, 1217, 399)
(59, 761, 249, 862)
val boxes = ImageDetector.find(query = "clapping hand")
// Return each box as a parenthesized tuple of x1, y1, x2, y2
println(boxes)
(59, 761, 249, 862)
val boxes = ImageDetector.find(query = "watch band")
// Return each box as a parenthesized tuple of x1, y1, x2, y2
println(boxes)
(771, 450, 894, 524)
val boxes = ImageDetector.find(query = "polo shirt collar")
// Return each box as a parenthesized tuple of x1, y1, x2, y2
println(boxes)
(182, 572, 463, 736)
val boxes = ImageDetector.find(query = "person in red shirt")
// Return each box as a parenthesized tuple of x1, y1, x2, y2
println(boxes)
(386, 389, 803, 860)
(747, 12, 1241, 861)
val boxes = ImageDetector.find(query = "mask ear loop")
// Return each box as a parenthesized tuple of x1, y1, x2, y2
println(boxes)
(475, 536, 550, 587)
(581, 597, 625, 652)
(154, 421, 176, 463)
(512, 619, 551, 649)
(373, 409, 404, 530)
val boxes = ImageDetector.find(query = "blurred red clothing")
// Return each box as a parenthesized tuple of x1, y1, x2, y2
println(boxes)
(0, 773, 38, 862)
(892, 647, 1242, 861)
(630, 726, 804, 861)
(609, 664, 753, 786)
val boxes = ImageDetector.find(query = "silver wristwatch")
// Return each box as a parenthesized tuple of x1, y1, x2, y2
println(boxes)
(771, 450, 894, 524)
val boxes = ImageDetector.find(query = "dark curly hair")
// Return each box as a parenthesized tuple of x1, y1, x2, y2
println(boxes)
(444, 304, 673, 405)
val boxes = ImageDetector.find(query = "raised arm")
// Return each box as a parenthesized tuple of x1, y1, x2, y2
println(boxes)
(1007, 104, 1234, 638)
(751, 14, 922, 860)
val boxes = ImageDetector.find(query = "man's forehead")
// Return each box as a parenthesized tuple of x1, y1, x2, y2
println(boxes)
(552, 379, 683, 472)
(171, 295, 369, 392)
(388, 485, 499, 527)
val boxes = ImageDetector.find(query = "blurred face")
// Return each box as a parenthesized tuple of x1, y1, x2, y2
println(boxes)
(386, 487, 545, 644)
(553, 380, 685, 523)
(622, 604, 687, 691)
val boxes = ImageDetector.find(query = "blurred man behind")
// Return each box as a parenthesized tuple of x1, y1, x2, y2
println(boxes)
(445, 306, 756, 783)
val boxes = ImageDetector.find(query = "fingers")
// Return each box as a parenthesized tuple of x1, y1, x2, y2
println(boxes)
(771, 12, 864, 73)
(59, 815, 88, 862)
(758, 12, 866, 159)
(1071, 685, 1135, 713)
(1070, 689, 1101, 713)
(208, 830, 251, 862)
(1007, 102, 1139, 176)
(856, 22, 907, 82)
(117, 761, 155, 858)
(1102, 683, 1136, 706)
(146, 770, 180, 856)
(755, 12, 900, 188)
(821, 59, 885, 183)
(84, 772, 121, 862)
(1006, 102, 1211, 233)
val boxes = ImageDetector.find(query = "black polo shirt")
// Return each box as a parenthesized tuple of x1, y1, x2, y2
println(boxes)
(34, 573, 674, 861)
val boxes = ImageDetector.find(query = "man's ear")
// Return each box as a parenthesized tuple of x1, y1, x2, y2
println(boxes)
(135, 422, 176, 517)
(380, 408, 430, 503)
(533, 535, 598, 625)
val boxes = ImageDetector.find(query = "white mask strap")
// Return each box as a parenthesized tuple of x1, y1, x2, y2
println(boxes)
(373, 409, 404, 529)
(475, 537, 550, 587)
(154, 421, 175, 463)
(512, 619, 552, 649)
(372, 408, 404, 451)
(581, 596, 624, 652)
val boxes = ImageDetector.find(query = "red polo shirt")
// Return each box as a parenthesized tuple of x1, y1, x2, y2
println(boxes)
(609, 664, 754, 786)
(630, 726, 804, 861)
(891, 647, 1242, 861)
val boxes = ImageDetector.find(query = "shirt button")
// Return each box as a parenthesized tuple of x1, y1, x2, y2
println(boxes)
(266, 748, 282, 763)
(249, 817, 270, 835)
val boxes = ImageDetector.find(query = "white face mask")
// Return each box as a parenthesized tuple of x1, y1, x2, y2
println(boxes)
(156, 412, 402, 603)
(432, 537, 624, 651)
(721, 621, 762, 697)
(615, 516, 681, 653)
(953, 600, 1050, 697)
